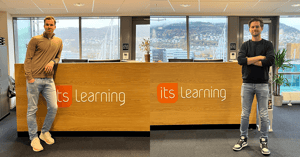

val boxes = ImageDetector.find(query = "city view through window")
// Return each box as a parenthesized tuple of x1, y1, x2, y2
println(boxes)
(136, 24, 150, 62)
(13, 17, 119, 63)
(150, 16, 227, 62)
(12, 16, 300, 94)
(279, 17, 300, 94)
(82, 18, 120, 60)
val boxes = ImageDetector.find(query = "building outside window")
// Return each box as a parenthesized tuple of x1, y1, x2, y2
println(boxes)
(189, 16, 227, 61)
(150, 16, 227, 62)
(150, 16, 187, 62)
(82, 17, 120, 60)
(13, 17, 120, 63)
(279, 16, 300, 94)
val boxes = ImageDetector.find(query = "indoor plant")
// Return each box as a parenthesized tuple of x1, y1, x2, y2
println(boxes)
(273, 48, 293, 106)
(139, 38, 150, 62)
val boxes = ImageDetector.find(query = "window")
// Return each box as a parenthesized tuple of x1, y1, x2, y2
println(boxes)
(150, 16, 228, 62)
(135, 24, 150, 62)
(189, 16, 227, 61)
(13, 17, 120, 63)
(279, 16, 300, 94)
(14, 18, 31, 63)
(81, 17, 120, 60)
(150, 16, 187, 62)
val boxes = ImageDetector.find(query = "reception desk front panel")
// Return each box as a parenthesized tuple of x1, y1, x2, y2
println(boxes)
(15, 63, 256, 132)
(150, 62, 257, 125)
(15, 63, 150, 132)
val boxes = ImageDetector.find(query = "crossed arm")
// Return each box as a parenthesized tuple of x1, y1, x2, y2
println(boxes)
(246, 56, 266, 67)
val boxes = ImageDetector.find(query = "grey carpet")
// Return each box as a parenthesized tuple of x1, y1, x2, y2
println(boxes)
(0, 109, 150, 157)
(150, 104, 300, 157)
(1, 105, 300, 157)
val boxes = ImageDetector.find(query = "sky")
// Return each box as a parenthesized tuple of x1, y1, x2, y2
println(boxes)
(279, 17, 300, 30)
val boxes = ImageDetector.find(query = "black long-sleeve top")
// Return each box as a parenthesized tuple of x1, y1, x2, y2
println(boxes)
(237, 39, 275, 83)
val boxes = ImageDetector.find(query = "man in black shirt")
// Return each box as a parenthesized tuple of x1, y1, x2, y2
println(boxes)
(233, 18, 274, 156)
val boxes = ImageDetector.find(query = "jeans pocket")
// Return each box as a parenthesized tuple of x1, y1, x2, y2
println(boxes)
(27, 80, 38, 94)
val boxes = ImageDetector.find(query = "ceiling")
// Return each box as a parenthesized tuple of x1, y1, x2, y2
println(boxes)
(0, 0, 300, 16)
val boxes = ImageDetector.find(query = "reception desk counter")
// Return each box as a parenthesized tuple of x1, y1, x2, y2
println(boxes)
(15, 62, 256, 132)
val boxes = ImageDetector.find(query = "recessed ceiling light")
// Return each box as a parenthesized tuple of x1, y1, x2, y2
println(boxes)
(180, 4, 190, 7)
(74, 3, 85, 7)
(292, 4, 300, 7)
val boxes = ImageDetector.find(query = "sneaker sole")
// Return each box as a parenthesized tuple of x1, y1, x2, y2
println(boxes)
(39, 135, 54, 145)
(233, 143, 248, 151)
(260, 145, 270, 155)
(261, 150, 271, 156)
(32, 147, 43, 152)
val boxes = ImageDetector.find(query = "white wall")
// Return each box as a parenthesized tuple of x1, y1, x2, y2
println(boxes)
(0, 12, 14, 79)
(0, 11, 16, 109)
(7, 13, 15, 79)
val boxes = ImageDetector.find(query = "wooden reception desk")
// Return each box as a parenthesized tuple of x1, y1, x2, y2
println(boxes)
(15, 62, 256, 132)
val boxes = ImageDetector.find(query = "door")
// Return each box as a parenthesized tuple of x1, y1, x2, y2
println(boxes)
(132, 17, 150, 61)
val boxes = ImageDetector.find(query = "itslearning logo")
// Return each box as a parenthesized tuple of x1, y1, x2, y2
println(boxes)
(157, 83, 227, 103)
(55, 85, 126, 107)
(56, 85, 72, 108)
(157, 83, 178, 103)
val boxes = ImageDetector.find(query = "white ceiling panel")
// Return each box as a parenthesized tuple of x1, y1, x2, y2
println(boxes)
(63, 0, 93, 13)
(167, 2, 198, 13)
(198, 2, 229, 12)
(34, 0, 65, 9)
(260, 0, 290, 2)
(0, 0, 8, 9)
(67, 8, 95, 14)
(251, 2, 288, 12)
(274, 2, 300, 12)
(169, 0, 228, 2)
(228, 0, 259, 1)
(0, 8, 18, 14)
(225, 2, 257, 12)
(14, 8, 43, 14)
(150, 1, 174, 12)
(1, 0, 37, 9)
(2, 0, 300, 16)
(119, 0, 150, 12)
(42, 8, 67, 14)
(93, 1, 121, 12)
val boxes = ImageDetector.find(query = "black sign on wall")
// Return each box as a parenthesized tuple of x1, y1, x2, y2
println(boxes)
(230, 43, 236, 50)
(0, 37, 5, 45)
(123, 43, 129, 51)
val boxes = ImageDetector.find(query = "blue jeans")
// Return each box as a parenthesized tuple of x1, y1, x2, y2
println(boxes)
(26, 78, 58, 141)
(240, 83, 269, 139)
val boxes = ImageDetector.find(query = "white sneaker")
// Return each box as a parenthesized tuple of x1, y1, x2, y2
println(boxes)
(39, 132, 55, 145)
(31, 137, 43, 152)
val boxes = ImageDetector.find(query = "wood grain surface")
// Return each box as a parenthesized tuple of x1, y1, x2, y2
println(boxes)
(16, 62, 257, 131)
(15, 63, 150, 131)
(150, 62, 257, 125)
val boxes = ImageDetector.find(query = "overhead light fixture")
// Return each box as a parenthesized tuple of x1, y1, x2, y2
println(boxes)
(292, 4, 300, 7)
(74, 3, 85, 7)
(180, 4, 190, 8)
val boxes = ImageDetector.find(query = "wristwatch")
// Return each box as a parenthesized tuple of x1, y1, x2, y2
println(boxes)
(52, 60, 56, 64)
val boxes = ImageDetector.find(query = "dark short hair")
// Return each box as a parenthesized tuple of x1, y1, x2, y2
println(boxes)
(44, 16, 56, 25)
(248, 18, 264, 28)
